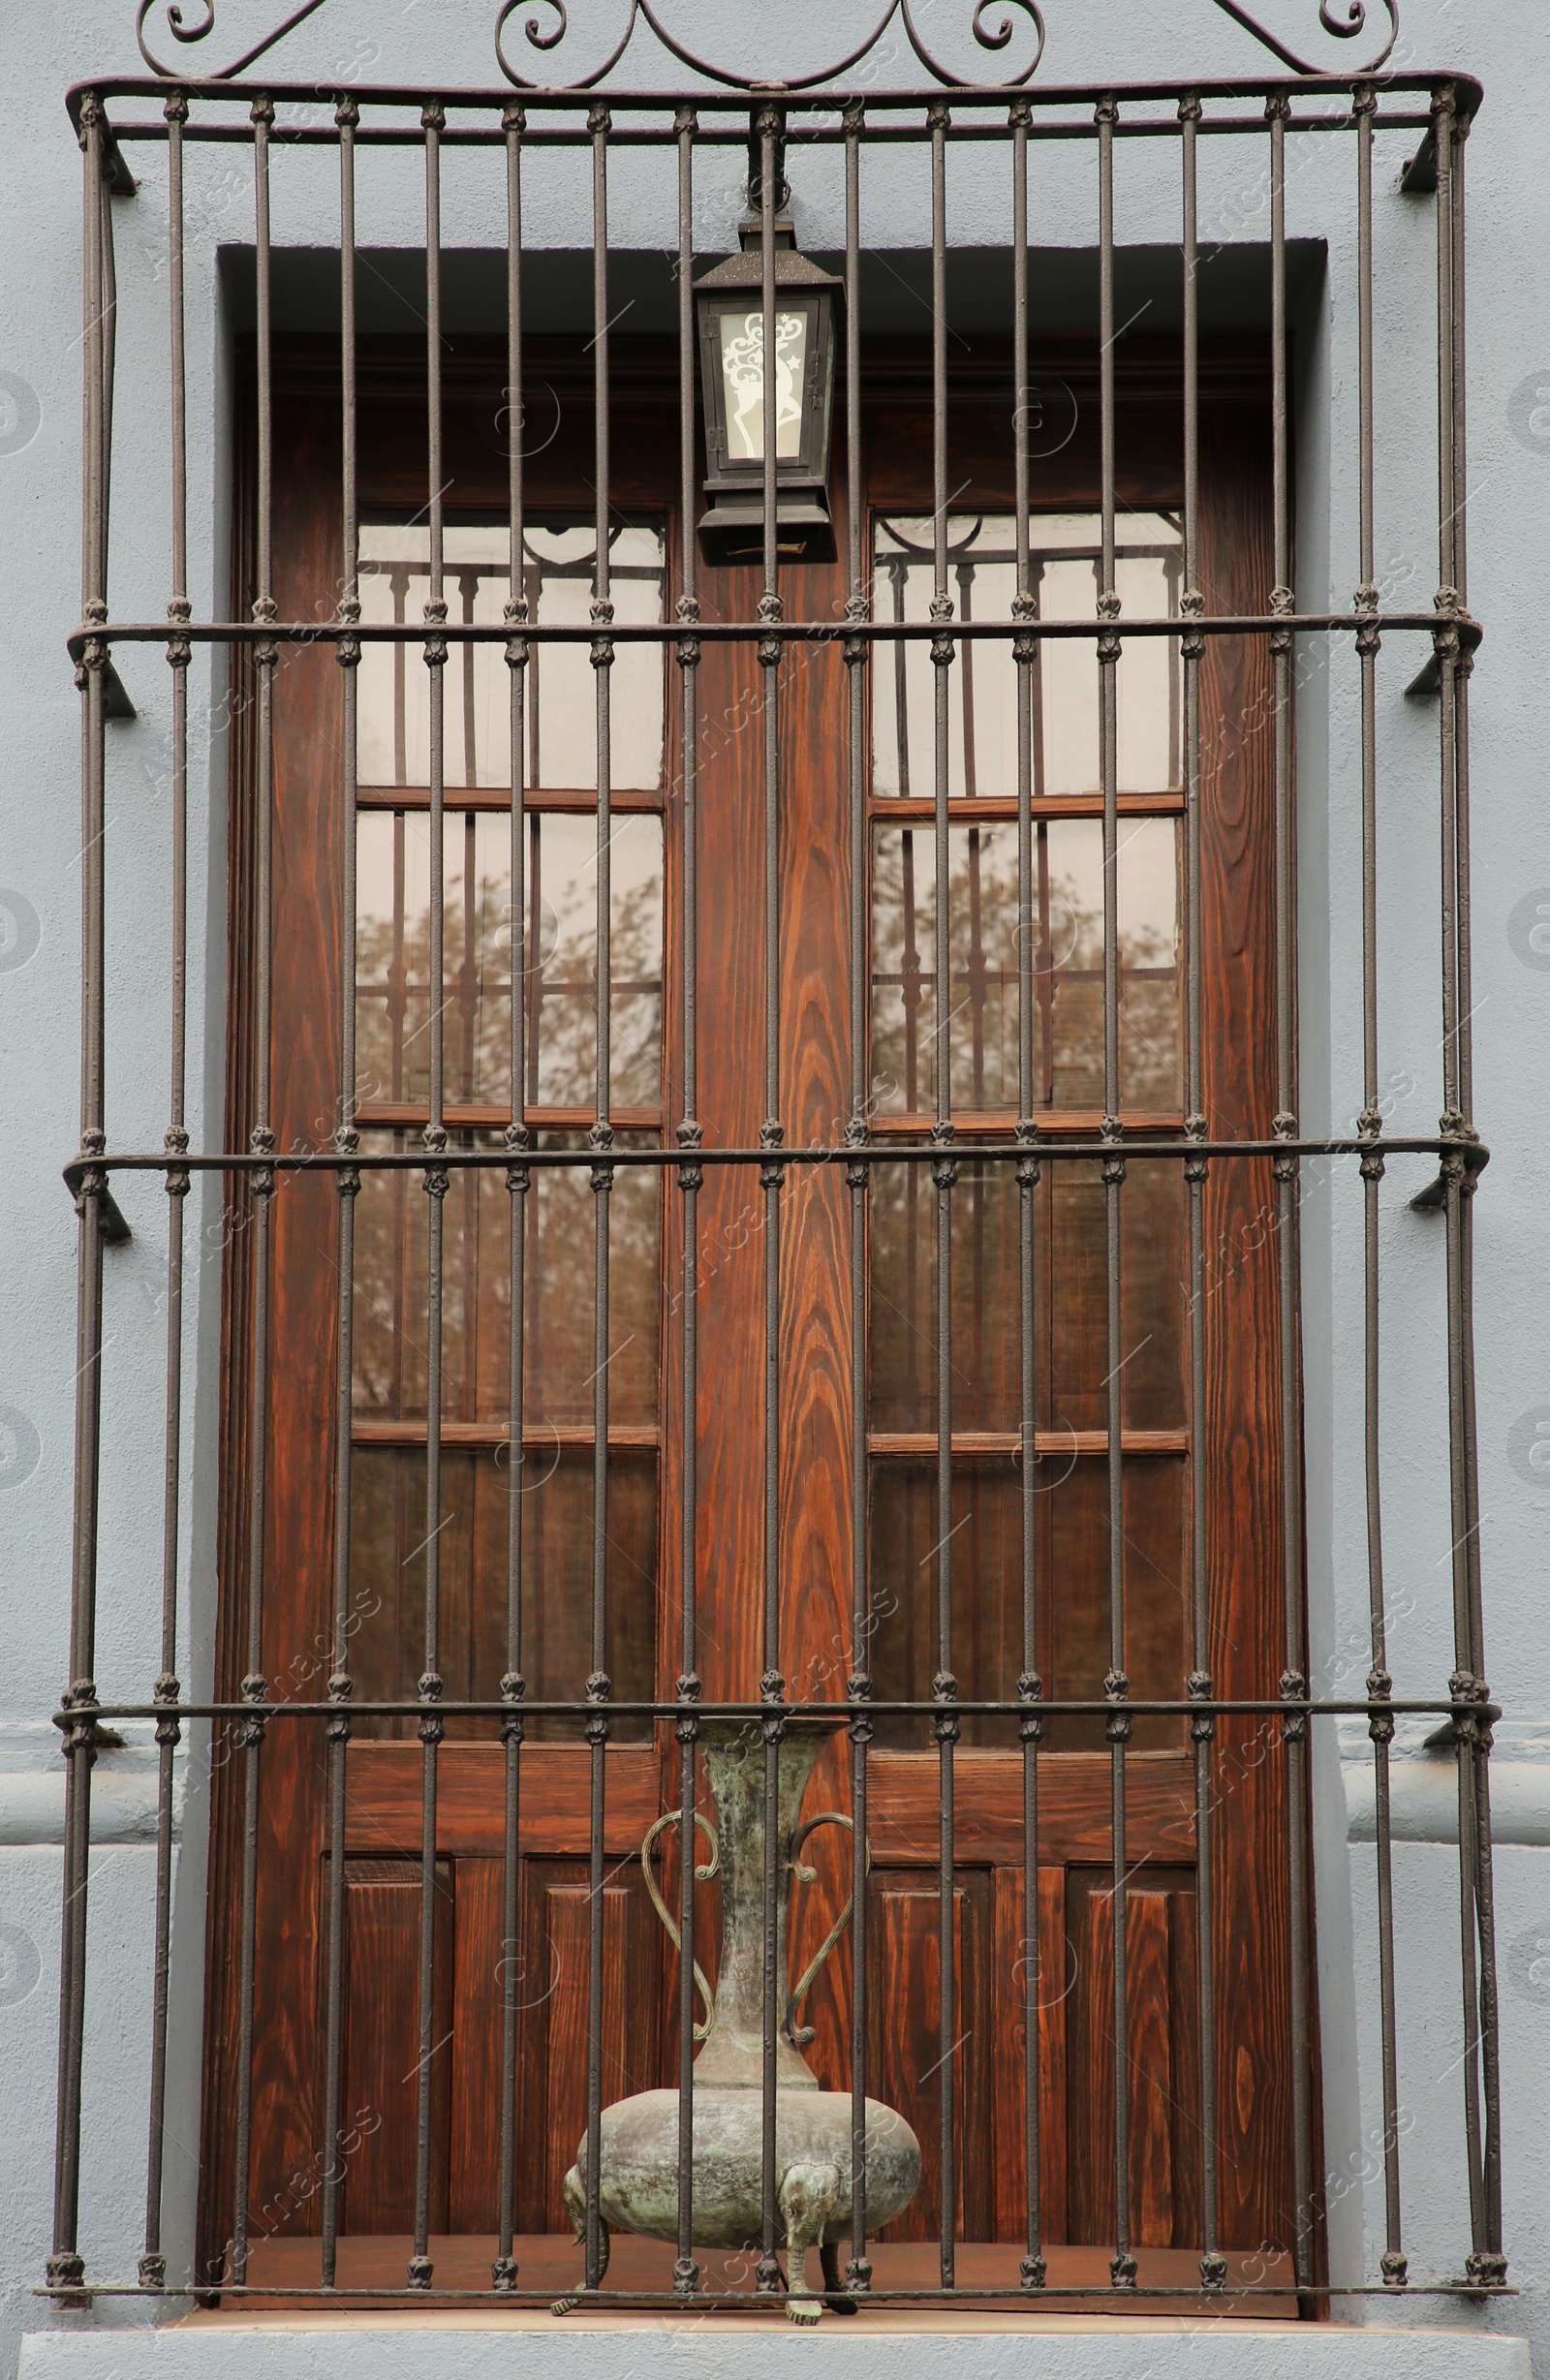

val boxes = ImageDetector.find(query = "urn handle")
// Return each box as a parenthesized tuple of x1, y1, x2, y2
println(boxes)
(785, 1810, 872, 2050)
(639, 1808, 721, 2041)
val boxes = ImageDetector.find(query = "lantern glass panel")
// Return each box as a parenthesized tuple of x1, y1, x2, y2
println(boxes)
(715, 303, 809, 463)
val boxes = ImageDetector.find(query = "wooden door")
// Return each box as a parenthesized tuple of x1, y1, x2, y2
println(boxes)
(202, 332, 1304, 2289)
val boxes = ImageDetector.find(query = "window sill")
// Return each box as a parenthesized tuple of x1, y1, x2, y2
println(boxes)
(18, 2309, 1532, 2378)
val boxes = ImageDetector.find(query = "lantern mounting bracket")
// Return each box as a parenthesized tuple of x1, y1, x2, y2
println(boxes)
(746, 104, 790, 218)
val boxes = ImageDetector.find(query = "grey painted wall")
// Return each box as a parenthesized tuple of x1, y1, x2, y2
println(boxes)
(2, 2, 1547, 2372)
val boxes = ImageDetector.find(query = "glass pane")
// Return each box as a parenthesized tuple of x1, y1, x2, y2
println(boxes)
(524, 1136, 662, 1433)
(868, 1159, 1186, 1439)
(356, 808, 664, 1114)
(357, 520, 666, 791)
(869, 1159, 1024, 1436)
(353, 1128, 661, 1432)
(716, 304, 808, 461)
(868, 1455, 1186, 1752)
(349, 1446, 657, 1744)
(1039, 1454, 1187, 1754)
(870, 816, 1180, 1115)
(872, 512, 1181, 800)
(1045, 1163, 1187, 1437)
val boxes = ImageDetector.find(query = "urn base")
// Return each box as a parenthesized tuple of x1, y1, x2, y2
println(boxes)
(565, 2085, 920, 2320)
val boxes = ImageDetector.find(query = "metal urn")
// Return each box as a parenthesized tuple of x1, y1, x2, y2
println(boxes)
(563, 1715, 920, 2321)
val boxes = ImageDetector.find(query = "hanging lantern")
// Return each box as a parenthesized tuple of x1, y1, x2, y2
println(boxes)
(695, 207, 840, 568)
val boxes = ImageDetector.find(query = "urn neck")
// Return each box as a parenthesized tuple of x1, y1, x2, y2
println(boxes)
(692, 1716, 840, 2090)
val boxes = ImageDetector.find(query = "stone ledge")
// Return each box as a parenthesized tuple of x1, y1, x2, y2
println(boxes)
(1343, 1756, 1550, 1846)
(17, 2314, 1533, 2379)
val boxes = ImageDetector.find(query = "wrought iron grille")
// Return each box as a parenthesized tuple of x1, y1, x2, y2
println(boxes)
(51, 0, 1505, 2318)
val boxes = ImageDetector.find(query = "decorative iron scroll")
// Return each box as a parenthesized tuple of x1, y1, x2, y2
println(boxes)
(1210, 0, 1397, 76)
(135, 0, 332, 79)
(134, 0, 1398, 88)
(494, 0, 1047, 93)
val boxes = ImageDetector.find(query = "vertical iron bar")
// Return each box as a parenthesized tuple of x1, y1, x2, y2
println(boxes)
(231, 91, 278, 2293)
(1009, 91, 1045, 2297)
(927, 94, 959, 2293)
(99, 170, 117, 601)
(1096, 90, 1135, 2296)
(494, 95, 528, 2299)
(673, 100, 703, 2303)
(50, 87, 110, 2303)
(1266, 89, 1314, 2307)
(141, 83, 191, 2298)
(1448, 105, 1503, 2282)
(583, 97, 615, 2299)
(1351, 79, 1406, 2293)
(409, 96, 449, 2295)
(320, 89, 360, 2292)
(843, 95, 874, 2306)
(755, 98, 787, 2300)
(1429, 80, 1489, 2273)
(1178, 86, 1224, 2297)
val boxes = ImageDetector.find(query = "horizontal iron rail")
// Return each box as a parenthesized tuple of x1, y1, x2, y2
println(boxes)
(59, 1695, 1497, 1724)
(63, 1134, 1489, 1195)
(38, 2279, 1515, 2303)
(78, 111, 1445, 153)
(70, 610, 1481, 657)
(67, 71, 1482, 119)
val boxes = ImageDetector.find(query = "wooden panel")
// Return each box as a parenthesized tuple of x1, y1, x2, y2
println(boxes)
(988, 1864, 1070, 2248)
(1169, 1881, 1204, 2248)
(1065, 1868, 1199, 2252)
(868, 1750, 1194, 1867)
(520, 1861, 662, 2235)
(337, 1858, 453, 2237)
(1126, 1890, 1175, 2245)
(249, 422, 348, 2241)
(1197, 410, 1299, 2255)
(769, 490, 858, 2051)
(867, 1872, 991, 2243)
(448, 1846, 666, 2237)
(342, 1744, 660, 1857)
(202, 388, 349, 2276)
(447, 1857, 504, 2233)
(986, 1863, 1077, 2248)
(1038, 1864, 1070, 2244)
(683, 566, 763, 1711)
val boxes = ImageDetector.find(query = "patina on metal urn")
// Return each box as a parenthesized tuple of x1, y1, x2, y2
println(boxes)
(563, 1715, 920, 2320)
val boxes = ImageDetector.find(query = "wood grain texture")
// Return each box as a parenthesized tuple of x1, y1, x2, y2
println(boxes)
(1038, 1864, 1071, 2244)
(1065, 1870, 1198, 2253)
(1197, 395, 1298, 2255)
(518, 1863, 662, 2234)
(205, 332, 1302, 2284)
(336, 1858, 453, 2238)
(867, 1751, 1194, 1867)
(240, 2227, 1298, 2305)
(341, 1746, 660, 1857)
(681, 566, 766, 1709)
(252, 397, 348, 2240)
(867, 1874, 991, 2244)
(206, 346, 685, 2275)
(202, 383, 350, 2276)
(447, 1855, 504, 2233)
